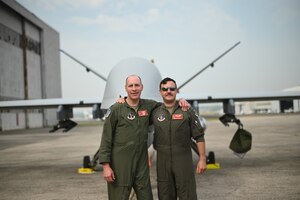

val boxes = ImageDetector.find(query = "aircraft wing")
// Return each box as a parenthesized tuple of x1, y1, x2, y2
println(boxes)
(1, 90, 299, 110)
(0, 98, 101, 109)
(177, 90, 300, 116)
(0, 98, 103, 132)
(178, 90, 300, 103)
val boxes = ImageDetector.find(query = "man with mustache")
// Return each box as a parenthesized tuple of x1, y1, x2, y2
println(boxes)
(152, 77, 206, 200)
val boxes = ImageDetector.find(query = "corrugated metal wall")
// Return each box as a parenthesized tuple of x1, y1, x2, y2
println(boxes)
(0, 0, 61, 131)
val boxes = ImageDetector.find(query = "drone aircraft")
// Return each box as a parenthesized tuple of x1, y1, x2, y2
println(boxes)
(1, 41, 300, 167)
(1, 41, 299, 133)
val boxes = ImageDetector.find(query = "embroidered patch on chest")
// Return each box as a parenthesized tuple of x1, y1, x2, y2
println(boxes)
(172, 114, 183, 120)
(127, 112, 136, 120)
(138, 110, 148, 116)
(157, 114, 166, 122)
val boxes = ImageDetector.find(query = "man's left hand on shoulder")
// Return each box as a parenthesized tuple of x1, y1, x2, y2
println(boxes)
(178, 98, 190, 111)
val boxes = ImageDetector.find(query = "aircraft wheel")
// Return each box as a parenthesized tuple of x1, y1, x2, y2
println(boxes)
(83, 156, 91, 168)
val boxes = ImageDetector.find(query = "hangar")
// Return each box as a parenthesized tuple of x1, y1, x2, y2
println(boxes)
(0, 0, 61, 131)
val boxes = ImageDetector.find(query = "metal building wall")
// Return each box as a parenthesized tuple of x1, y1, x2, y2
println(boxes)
(0, 0, 61, 131)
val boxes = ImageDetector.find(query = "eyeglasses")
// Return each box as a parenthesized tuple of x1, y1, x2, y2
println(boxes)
(161, 87, 177, 92)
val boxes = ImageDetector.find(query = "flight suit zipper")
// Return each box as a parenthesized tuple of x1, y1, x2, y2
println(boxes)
(168, 108, 174, 168)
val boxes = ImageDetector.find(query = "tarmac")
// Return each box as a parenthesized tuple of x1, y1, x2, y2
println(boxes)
(0, 114, 299, 200)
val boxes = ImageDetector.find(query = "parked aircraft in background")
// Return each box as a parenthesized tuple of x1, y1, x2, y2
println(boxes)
(0, 41, 299, 133)
(2, 41, 300, 166)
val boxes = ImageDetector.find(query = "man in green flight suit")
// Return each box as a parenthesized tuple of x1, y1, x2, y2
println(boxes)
(98, 75, 189, 200)
(152, 77, 207, 200)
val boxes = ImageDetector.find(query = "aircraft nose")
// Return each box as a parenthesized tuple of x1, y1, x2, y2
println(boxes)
(101, 57, 162, 109)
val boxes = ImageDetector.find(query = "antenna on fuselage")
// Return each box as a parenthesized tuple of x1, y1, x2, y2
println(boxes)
(59, 49, 107, 82)
(177, 41, 241, 91)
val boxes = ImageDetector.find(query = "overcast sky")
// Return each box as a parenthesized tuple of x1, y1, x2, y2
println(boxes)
(16, 0, 300, 100)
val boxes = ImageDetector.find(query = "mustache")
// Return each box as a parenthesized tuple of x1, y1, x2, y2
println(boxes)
(165, 93, 174, 96)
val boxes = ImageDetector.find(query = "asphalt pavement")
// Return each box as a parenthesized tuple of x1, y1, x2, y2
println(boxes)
(0, 114, 299, 200)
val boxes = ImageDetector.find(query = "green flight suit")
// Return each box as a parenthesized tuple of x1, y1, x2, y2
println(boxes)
(98, 99, 158, 200)
(152, 102, 205, 200)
